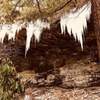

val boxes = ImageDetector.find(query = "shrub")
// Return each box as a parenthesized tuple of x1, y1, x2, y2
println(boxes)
(0, 58, 24, 100)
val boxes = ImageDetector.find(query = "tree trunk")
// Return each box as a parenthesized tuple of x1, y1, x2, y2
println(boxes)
(91, 0, 100, 62)
(96, 32, 100, 62)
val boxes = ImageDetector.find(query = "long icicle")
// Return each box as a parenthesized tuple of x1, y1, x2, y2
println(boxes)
(25, 19, 50, 56)
(60, 1, 91, 49)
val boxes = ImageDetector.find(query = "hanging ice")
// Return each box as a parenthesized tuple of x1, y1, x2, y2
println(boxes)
(25, 19, 50, 56)
(0, 20, 50, 56)
(9, 22, 25, 40)
(0, 22, 25, 43)
(7, 24, 17, 40)
(60, 1, 91, 49)
(33, 19, 50, 42)
(0, 24, 14, 43)
(0, 24, 8, 43)
(24, 95, 31, 100)
(26, 21, 34, 56)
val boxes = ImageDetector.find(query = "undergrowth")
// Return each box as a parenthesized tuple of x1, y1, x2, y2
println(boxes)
(0, 58, 24, 100)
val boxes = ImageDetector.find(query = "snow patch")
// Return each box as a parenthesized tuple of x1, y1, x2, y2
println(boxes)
(60, 1, 91, 49)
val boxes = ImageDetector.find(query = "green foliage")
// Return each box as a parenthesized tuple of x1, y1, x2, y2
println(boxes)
(0, 58, 24, 100)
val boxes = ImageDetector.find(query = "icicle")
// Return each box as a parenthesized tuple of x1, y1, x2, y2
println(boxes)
(25, 21, 34, 56)
(33, 19, 50, 42)
(0, 24, 11, 43)
(0, 26, 5, 43)
(60, 1, 91, 49)
(8, 23, 18, 40)
(24, 95, 31, 100)
(25, 19, 50, 56)
(9, 23, 24, 40)
(8, 22, 25, 41)
(0, 22, 24, 43)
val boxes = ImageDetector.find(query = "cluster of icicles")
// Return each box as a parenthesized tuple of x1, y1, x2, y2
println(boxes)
(0, 20, 50, 56)
(60, 1, 91, 49)
(0, 1, 91, 56)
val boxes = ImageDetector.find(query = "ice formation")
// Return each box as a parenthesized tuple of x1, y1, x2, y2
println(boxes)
(0, 19, 50, 56)
(0, 1, 92, 56)
(60, 1, 91, 49)
(24, 95, 31, 100)
(0, 24, 16, 43)
(0, 24, 8, 43)
(25, 19, 50, 56)
(0, 22, 24, 43)
(7, 23, 21, 40)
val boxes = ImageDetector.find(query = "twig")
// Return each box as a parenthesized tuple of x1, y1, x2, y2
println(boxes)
(53, 0, 72, 13)
(36, 0, 42, 17)
(11, 0, 21, 14)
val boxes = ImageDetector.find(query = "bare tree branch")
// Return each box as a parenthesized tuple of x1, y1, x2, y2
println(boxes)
(36, 0, 42, 17)
(53, 0, 72, 13)
(11, 0, 21, 14)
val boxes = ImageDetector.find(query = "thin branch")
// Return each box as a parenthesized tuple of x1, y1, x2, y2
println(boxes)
(11, 0, 21, 14)
(53, 0, 72, 13)
(36, 0, 42, 17)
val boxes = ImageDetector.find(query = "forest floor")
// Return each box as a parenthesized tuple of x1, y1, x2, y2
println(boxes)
(17, 53, 100, 100)
(20, 86, 100, 100)
(5, 31, 100, 100)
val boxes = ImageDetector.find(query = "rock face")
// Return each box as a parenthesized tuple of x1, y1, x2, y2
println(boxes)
(0, 13, 99, 89)
(0, 20, 96, 71)
(0, 0, 99, 71)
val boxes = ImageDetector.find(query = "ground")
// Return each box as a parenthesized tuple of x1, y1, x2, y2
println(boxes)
(17, 54, 100, 100)
(23, 87, 100, 100)
(0, 29, 99, 99)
